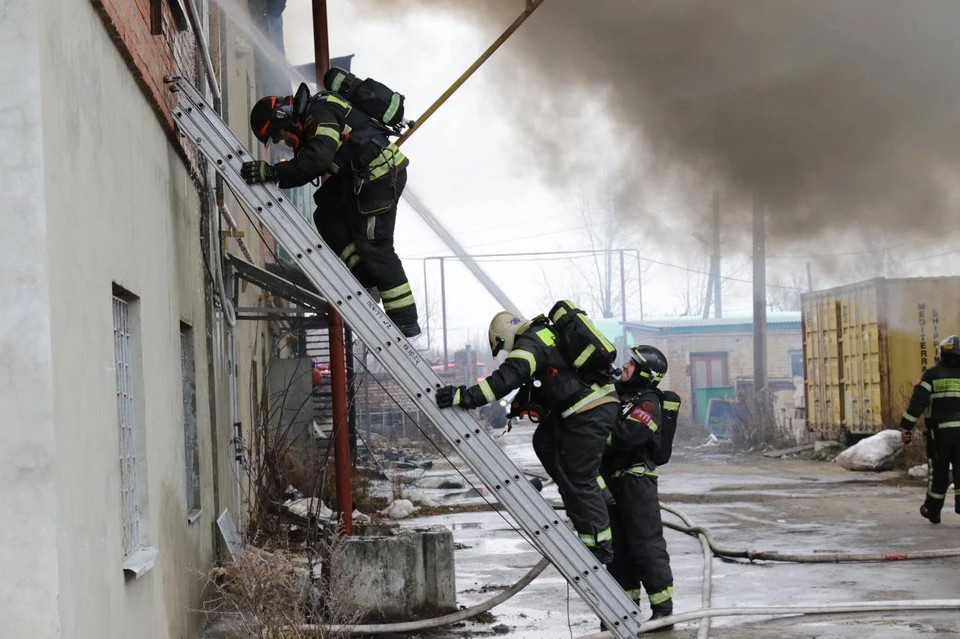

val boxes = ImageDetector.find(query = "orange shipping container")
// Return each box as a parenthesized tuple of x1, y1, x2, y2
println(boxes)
(802, 277, 960, 443)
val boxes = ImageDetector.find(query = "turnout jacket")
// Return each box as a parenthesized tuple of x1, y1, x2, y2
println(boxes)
(461, 322, 617, 417)
(900, 361, 960, 437)
(604, 386, 663, 475)
(273, 92, 408, 190)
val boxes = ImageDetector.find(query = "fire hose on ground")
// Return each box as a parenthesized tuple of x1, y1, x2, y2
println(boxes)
(286, 500, 960, 637)
(297, 557, 550, 635)
(660, 504, 960, 564)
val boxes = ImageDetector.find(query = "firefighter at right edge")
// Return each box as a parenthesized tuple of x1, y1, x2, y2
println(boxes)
(435, 311, 618, 564)
(241, 81, 419, 337)
(900, 335, 960, 524)
(603, 345, 675, 628)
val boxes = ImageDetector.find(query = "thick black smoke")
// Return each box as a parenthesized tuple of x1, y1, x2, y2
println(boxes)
(364, 0, 960, 239)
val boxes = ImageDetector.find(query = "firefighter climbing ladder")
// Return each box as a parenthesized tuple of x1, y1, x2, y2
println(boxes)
(167, 77, 642, 638)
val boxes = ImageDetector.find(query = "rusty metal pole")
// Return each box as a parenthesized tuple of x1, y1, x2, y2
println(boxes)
(312, 0, 352, 535)
(312, 0, 330, 85)
(328, 313, 352, 534)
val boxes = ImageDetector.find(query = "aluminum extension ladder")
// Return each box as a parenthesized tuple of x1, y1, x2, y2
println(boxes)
(167, 76, 643, 638)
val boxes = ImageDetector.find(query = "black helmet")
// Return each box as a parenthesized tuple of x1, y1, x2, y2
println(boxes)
(249, 83, 311, 145)
(250, 94, 293, 145)
(939, 335, 960, 363)
(629, 345, 668, 387)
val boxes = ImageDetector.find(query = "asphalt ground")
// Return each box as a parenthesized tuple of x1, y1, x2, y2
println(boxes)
(388, 422, 960, 638)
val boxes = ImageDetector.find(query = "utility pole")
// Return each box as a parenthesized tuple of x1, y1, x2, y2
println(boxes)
(713, 190, 722, 318)
(440, 257, 448, 373)
(700, 191, 722, 319)
(423, 259, 430, 350)
(806, 261, 814, 292)
(702, 258, 714, 320)
(753, 198, 768, 397)
(620, 249, 628, 353)
(635, 251, 644, 321)
(619, 249, 627, 323)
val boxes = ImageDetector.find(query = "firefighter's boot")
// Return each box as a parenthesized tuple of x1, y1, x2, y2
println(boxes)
(648, 603, 674, 633)
(921, 503, 942, 524)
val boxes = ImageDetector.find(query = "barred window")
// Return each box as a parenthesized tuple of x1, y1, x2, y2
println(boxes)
(181, 325, 201, 518)
(113, 295, 140, 556)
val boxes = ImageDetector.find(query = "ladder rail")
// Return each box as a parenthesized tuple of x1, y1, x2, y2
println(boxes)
(167, 77, 642, 638)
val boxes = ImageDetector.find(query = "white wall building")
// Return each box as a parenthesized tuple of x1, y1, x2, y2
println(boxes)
(1, 1, 270, 637)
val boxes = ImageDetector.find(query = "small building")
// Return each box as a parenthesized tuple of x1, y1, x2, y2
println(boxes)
(622, 314, 804, 437)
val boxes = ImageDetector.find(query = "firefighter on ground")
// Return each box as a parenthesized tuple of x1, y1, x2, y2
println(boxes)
(602, 345, 675, 627)
(240, 83, 419, 337)
(901, 334, 960, 524)
(435, 311, 619, 563)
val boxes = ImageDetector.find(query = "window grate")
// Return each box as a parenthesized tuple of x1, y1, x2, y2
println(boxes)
(181, 329, 201, 514)
(114, 296, 140, 556)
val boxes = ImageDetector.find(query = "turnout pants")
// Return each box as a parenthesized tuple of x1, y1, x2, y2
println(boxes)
(532, 402, 616, 563)
(924, 429, 960, 513)
(313, 168, 418, 327)
(608, 472, 674, 612)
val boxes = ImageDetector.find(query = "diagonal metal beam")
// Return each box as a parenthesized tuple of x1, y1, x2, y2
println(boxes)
(226, 254, 330, 313)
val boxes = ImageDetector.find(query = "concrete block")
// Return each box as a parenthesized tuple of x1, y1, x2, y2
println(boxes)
(419, 526, 456, 611)
(331, 525, 456, 622)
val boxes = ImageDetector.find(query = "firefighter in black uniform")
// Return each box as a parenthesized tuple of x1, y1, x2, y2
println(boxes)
(603, 345, 675, 627)
(240, 84, 419, 337)
(436, 311, 619, 563)
(900, 334, 960, 524)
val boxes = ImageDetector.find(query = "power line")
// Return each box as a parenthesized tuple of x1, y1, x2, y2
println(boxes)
(404, 224, 591, 259)
(410, 249, 804, 291)
(768, 229, 960, 259)
(906, 247, 960, 262)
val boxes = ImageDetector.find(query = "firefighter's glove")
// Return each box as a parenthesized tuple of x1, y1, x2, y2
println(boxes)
(901, 429, 913, 444)
(241, 160, 277, 184)
(436, 385, 480, 410)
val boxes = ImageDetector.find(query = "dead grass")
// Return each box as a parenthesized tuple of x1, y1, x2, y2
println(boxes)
(202, 534, 365, 638)
(899, 435, 930, 470)
(729, 389, 795, 451)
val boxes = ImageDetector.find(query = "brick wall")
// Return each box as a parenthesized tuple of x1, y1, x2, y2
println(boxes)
(91, 0, 199, 162)
(628, 325, 803, 424)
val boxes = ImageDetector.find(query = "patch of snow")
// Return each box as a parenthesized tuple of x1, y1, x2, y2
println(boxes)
(380, 499, 420, 519)
(399, 488, 441, 508)
(908, 464, 928, 479)
(835, 430, 903, 471)
(284, 497, 333, 520)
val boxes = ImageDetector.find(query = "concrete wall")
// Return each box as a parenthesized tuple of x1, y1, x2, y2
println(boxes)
(2, 0, 277, 636)
(0, 1, 61, 637)
(218, 6, 273, 531)
(37, 2, 216, 637)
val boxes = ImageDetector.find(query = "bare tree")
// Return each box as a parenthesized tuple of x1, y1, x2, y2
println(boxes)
(415, 284, 444, 362)
(767, 271, 806, 312)
(560, 174, 648, 318)
(671, 253, 710, 316)
(852, 228, 907, 280)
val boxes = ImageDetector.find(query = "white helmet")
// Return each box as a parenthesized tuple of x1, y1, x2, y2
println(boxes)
(488, 311, 527, 356)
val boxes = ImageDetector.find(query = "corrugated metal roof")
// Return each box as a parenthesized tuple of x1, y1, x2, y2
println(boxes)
(624, 312, 801, 331)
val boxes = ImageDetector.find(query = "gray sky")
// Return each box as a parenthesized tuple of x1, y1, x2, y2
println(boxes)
(280, 0, 960, 353)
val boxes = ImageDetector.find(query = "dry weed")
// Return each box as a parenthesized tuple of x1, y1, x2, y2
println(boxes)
(202, 533, 365, 638)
